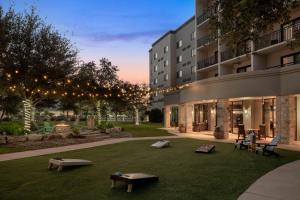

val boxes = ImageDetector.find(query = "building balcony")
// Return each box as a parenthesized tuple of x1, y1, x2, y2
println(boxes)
(197, 9, 214, 26)
(197, 35, 216, 48)
(255, 21, 300, 51)
(197, 55, 218, 70)
(221, 47, 251, 62)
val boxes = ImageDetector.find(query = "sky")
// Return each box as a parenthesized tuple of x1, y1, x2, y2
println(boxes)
(2, 0, 194, 83)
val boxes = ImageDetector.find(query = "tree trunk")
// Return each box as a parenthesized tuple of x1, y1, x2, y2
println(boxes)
(0, 110, 5, 121)
(135, 107, 140, 126)
(23, 98, 33, 134)
(96, 100, 101, 124)
(115, 112, 118, 122)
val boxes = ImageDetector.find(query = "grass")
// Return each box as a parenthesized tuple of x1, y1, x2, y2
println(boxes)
(0, 146, 28, 154)
(112, 122, 172, 137)
(0, 139, 300, 200)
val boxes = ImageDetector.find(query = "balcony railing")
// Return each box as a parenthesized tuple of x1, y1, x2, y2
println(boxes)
(221, 46, 251, 62)
(255, 21, 300, 50)
(197, 35, 216, 48)
(197, 55, 218, 70)
(197, 9, 214, 25)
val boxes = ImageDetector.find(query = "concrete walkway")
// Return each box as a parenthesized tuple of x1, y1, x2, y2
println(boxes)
(238, 160, 300, 200)
(2, 128, 300, 162)
(0, 136, 182, 162)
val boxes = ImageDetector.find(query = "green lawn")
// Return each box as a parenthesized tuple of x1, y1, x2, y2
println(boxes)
(112, 122, 172, 137)
(0, 139, 300, 200)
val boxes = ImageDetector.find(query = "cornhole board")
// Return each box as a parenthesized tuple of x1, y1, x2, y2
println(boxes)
(110, 173, 159, 192)
(151, 140, 170, 148)
(195, 144, 215, 153)
(48, 158, 92, 172)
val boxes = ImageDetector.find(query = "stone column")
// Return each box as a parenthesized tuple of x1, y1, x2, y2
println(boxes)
(263, 101, 271, 136)
(164, 106, 171, 128)
(216, 99, 230, 134)
(276, 96, 296, 144)
(185, 104, 194, 132)
(178, 104, 186, 126)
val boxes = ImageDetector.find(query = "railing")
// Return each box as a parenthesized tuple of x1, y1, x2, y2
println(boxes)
(266, 60, 300, 70)
(197, 35, 216, 47)
(197, 55, 218, 70)
(221, 46, 251, 62)
(255, 21, 300, 50)
(197, 9, 214, 25)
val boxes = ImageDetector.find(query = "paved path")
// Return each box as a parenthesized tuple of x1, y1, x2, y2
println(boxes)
(2, 128, 300, 162)
(238, 160, 300, 200)
(0, 136, 182, 162)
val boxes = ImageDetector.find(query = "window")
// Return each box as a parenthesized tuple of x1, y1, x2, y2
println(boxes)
(177, 55, 183, 63)
(154, 65, 158, 72)
(154, 53, 158, 60)
(164, 74, 169, 81)
(176, 40, 183, 48)
(164, 60, 169, 67)
(281, 52, 300, 67)
(154, 78, 158, 85)
(177, 70, 183, 78)
(164, 46, 169, 53)
(236, 65, 251, 73)
(191, 31, 196, 40)
(191, 48, 196, 57)
(281, 18, 300, 41)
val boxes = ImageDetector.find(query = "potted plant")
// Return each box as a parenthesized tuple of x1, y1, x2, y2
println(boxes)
(179, 124, 186, 133)
(213, 126, 229, 139)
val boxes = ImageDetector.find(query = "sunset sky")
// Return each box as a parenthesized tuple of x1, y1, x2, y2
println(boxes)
(2, 0, 194, 83)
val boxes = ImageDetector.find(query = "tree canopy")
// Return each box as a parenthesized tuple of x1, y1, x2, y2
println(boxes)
(209, 0, 299, 48)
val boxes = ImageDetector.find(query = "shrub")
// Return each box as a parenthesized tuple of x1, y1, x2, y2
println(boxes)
(97, 121, 114, 129)
(0, 122, 24, 135)
(149, 109, 163, 123)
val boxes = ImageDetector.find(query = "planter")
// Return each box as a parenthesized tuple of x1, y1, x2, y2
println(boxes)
(213, 131, 229, 139)
(179, 124, 186, 133)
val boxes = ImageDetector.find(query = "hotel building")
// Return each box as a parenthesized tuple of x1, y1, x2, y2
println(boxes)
(149, 0, 300, 144)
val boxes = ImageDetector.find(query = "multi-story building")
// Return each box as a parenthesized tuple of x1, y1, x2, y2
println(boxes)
(149, 17, 196, 112)
(149, 0, 300, 144)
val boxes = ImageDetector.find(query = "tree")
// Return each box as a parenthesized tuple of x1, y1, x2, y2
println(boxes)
(0, 6, 77, 133)
(148, 109, 163, 123)
(209, 0, 299, 49)
(95, 58, 119, 124)
(120, 82, 149, 125)
(0, 94, 22, 120)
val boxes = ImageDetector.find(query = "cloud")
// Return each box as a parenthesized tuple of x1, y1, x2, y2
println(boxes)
(89, 30, 165, 43)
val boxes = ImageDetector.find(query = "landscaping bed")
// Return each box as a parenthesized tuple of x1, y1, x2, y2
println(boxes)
(0, 122, 171, 154)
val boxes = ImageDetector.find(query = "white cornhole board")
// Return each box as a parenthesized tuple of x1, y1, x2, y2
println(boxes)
(151, 140, 170, 148)
(48, 158, 92, 172)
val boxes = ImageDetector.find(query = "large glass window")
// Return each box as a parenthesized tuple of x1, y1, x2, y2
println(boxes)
(281, 52, 300, 67)
(230, 101, 244, 134)
(170, 106, 179, 127)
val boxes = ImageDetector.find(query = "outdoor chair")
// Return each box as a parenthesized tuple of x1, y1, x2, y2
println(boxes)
(237, 124, 246, 139)
(234, 132, 255, 150)
(38, 122, 54, 134)
(256, 135, 282, 157)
